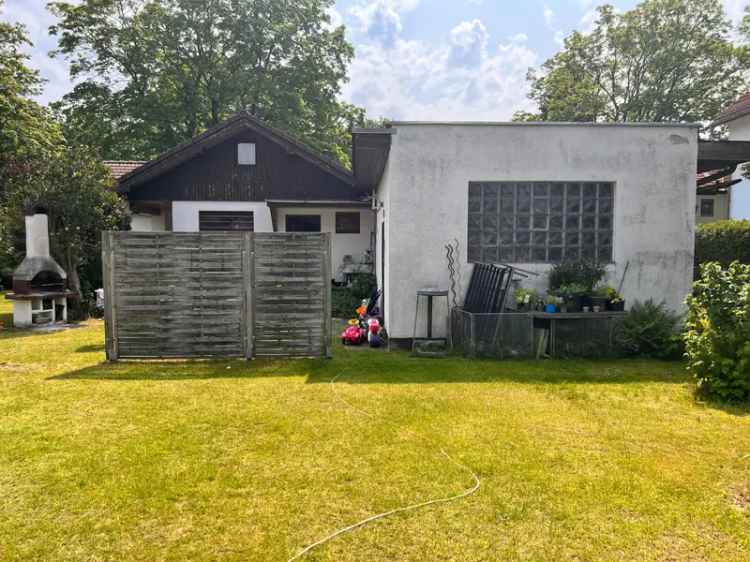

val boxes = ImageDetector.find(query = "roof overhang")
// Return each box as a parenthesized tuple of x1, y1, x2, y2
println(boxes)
(266, 199, 370, 208)
(352, 128, 395, 191)
(697, 140, 750, 173)
(117, 112, 354, 193)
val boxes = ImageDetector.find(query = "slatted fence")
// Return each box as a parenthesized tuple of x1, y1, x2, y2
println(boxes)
(102, 231, 331, 360)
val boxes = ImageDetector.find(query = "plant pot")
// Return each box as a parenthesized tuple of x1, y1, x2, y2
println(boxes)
(565, 296, 583, 312)
(544, 304, 558, 313)
(608, 300, 625, 312)
(590, 296, 608, 311)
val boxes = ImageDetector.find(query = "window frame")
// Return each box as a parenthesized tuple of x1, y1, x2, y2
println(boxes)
(467, 181, 615, 264)
(198, 210, 254, 232)
(237, 142, 256, 166)
(285, 214, 322, 232)
(335, 212, 361, 234)
(699, 198, 715, 218)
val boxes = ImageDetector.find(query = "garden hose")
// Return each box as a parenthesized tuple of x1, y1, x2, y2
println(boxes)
(286, 373, 481, 561)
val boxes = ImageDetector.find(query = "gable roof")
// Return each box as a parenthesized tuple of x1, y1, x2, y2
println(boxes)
(104, 160, 148, 179)
(116, 112, 354, 192)
(713, 92, 750, 127)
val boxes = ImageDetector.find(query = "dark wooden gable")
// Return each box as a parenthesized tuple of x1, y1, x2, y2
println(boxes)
(122, 114, 360, 203)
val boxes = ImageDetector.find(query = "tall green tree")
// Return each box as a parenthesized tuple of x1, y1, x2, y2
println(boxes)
(49, 0, 359, 164)
(516, 0, 746, 123)
(0, 0, 62, 191)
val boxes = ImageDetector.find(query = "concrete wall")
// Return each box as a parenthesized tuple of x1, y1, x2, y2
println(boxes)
(727, 114, 750, 219)
(171, 201, 274, 232)
(376, 122, 698, 339)
(274, 206, 375, 282)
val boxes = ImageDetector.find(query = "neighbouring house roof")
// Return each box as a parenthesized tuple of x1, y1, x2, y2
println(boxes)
(104, 160, 148, 179)
(116, 112, 354, 193)
(712, 93, 750, 127)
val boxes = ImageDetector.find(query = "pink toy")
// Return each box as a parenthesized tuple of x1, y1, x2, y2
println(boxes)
(341, 324, 366, 345)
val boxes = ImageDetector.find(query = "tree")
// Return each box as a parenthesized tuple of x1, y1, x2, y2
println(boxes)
(516, 0, 746, 124)
(49, 0, 359, 165)
(0, 1, 62, 194)
(0, 146, 130, 299)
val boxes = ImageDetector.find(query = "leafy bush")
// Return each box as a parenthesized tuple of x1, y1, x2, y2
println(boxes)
(350, 272, 377, 300)
(332, 287, 361, 318)
(695, 220, 750, 274)
(616, 300, 682, 359)
(548, 260, 606, 292)
(685, 262, 750, 402)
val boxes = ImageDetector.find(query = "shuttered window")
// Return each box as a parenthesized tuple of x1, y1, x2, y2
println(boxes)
(468, 181, 614, 264)
(285, 215, 321, 232)
(199, 211, 254, 231)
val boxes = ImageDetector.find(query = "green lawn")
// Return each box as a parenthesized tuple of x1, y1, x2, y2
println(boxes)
(1, 294, 749, 561)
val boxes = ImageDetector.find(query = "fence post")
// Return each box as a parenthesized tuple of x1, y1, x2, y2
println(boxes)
(243, 232, 255, 360)
(102, 231, 118, 361)
(323, 233, 332, 358)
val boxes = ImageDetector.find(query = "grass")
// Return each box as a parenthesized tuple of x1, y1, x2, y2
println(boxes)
(0, 294, 749, 561)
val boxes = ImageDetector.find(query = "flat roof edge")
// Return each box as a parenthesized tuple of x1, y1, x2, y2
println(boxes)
(389, 121, 700, 128)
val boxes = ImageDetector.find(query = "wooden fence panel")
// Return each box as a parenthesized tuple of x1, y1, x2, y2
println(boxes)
(103, 231, 330, 359)
(252, 233, 331, 358)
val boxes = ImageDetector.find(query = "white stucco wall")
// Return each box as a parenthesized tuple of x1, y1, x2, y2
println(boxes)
(274, 206, 375, 281)
(726, 114, 750, 219)
(130, 213, 166, 232)
(171, 201, 274, 232)
(377, 122, 698, 339)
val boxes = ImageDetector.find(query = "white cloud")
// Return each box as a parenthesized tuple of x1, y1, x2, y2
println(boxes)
(543, 6, 555, 27)
(343, 20, 538, 121)
(349, 0, 420, 46)
(723, 0, 748, 25)
(509, 33, 528, 43)
(326, 6, 344, 30)
(1, 0, 73, 105)
(448, 19, 488, 67)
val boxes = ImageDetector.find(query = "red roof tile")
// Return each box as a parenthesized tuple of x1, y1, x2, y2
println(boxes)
(104, 160, 148, 179)
(713, 92, 750, 126)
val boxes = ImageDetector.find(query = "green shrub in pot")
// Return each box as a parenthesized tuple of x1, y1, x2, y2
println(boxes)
(557, 283, 587, 312)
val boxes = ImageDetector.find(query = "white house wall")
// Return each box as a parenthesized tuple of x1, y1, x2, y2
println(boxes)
(130, 213, 166, 232)
(377, 123, 698, 340)
(274, 207, 375, 281)
(726, 114, 750, 219)
(171, 201, 274, 232)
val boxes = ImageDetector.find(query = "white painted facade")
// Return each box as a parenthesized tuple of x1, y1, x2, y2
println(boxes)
(376, 122, 698, 339)
(171, 201, 274, 232)
(130, 213, 166, 232)
(274, 206, 375, 282)
(128, 201, 375, 282)
(724, 114, 750, 219)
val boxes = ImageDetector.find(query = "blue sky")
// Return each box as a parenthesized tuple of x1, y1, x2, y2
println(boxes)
(3, 0, 750, 120)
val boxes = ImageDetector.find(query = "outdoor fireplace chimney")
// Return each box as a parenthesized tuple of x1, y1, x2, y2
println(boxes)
(5, 212, 72, 328)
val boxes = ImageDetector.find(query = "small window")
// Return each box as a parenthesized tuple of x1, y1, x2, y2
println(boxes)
(336, 212, 360, 234)
(285, 215, 321, 232)
(700, 198, 714, 218)
(238, 143, 256, 165)
(199, 211, 254, 231)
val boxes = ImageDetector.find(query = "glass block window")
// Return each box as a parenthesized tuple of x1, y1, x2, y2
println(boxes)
(467, 181, 614, 264)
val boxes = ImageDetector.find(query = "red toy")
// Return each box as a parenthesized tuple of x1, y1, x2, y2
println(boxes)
(341, 324, 366, 345)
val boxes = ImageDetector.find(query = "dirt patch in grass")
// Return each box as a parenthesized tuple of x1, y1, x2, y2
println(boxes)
(728, 483, 750, 511)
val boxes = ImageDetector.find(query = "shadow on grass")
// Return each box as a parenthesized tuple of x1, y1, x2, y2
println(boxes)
(75, 344, 105, 353)
(47, 357, 326, 381)
(46, 345, 694, 387)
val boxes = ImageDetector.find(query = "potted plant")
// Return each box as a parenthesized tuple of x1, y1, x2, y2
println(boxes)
(590, 285, 611, 312)
(599, 285, 625, 311)
(544, 294, 560, 313)
(514, 287, 538, 311)
(557, 282, 587, 312)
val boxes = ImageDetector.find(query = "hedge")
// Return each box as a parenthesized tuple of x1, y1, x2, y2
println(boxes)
(695, 220, 750, 271)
